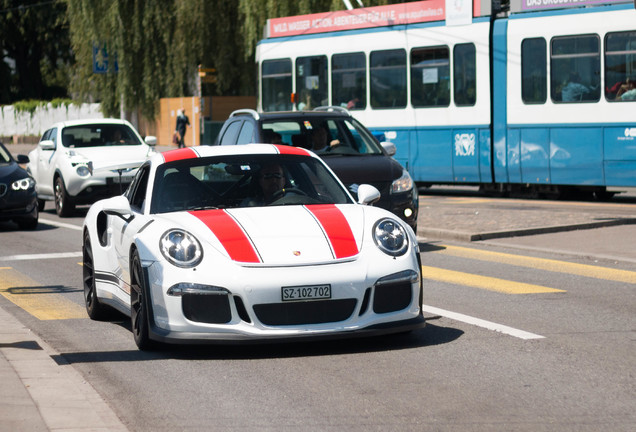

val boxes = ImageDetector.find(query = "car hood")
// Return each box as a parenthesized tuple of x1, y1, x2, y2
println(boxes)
(64, 145, 152, 170)
(0, 162, 27, 182)
(161, 204, 365, 266)
(322, 154, 402, 185)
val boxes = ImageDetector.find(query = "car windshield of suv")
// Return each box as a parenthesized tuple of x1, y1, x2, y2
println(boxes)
(151, 154, 353, 213)
(262, 117, 384, 156)
(60, 124, 142, 148)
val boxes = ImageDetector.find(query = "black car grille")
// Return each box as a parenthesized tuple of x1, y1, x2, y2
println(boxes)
(373, 281, 412, 314)
(182, 294, 232, 324)
(253, 299, 357, 326)
(0, 183, 6, 198)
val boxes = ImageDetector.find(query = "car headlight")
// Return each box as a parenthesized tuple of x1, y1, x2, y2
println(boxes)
(373, 218, 408, 256)
(160, 229, 203, 267)
(11, 177, 35, 191)
(391, 169, 413, 194)
(73, 162, 93, 177)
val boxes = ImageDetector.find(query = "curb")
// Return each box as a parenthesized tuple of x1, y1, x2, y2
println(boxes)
(417, 218, 636, 242)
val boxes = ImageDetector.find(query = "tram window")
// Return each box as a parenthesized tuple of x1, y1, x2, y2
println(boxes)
(370, 49, 407, 109)
(332, 52, 366, 110)
(453, 43, 476, 107)
(411, 46, 450, 108)
(296, 55, 328, 111)
(605, 31, 636, 102)
(521, 38, 547, 104)
(550, 35, 600, 103)
(262, 59, 293, 112)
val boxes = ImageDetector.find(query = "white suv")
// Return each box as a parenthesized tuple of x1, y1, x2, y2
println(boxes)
(28, 118, 156, 217)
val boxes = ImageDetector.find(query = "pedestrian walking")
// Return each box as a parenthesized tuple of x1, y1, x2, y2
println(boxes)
(175, 108, 190, 148)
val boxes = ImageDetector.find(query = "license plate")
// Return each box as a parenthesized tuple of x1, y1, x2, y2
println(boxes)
(112, 176, 133, 184)
(281, 284, 331, 302)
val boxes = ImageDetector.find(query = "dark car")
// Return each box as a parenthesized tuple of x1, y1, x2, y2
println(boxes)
(0, 141, 38, 229)
(212, 107, 418, 231)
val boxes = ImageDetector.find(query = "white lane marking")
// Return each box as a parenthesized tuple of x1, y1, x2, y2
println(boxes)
(39, 217, 83, 231)
(422, 305, 545, 340)
(0, 252, 83, 261)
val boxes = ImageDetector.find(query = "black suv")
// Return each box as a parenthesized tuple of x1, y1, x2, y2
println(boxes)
(212, 107, 418, 232)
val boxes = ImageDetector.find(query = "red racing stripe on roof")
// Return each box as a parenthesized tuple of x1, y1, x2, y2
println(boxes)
(274, 144, 310, 156)
(162, 148, 198, 163)
(305, 204, 358, 259)
(189, 209, 261, 263)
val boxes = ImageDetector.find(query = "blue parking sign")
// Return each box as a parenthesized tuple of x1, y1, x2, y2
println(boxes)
(93, 43, 118, 74)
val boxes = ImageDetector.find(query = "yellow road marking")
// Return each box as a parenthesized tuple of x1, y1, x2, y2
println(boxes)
(432, 245, 636, 284)
(421, 265, 565, 294)
(0, 268, 86, 320)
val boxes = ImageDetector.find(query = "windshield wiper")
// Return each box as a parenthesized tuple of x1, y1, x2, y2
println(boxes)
(187, 205, 218, 211)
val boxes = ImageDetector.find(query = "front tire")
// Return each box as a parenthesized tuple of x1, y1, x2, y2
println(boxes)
(54, 176, 75, 217)
(83, 230, 110, 320)
(16, 206, 38, 230)
(130, 251, 156, 350)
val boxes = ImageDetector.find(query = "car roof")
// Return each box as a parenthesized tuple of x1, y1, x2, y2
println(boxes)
(154, 143, 320, 164)
(228, 107, 352, 122)
(50, 118, 133, 129)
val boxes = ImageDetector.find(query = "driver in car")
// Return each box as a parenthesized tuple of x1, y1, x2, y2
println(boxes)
(242, 163, 286, 206)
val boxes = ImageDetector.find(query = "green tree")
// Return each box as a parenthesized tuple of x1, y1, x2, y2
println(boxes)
(67, 0, 182, 118)
(0, 0, 72, 104)
(65, 0, 419, 118)
(66, 0, 254, 117)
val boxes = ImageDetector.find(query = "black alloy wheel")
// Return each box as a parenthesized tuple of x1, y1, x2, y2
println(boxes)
(130, 251, 155, 350)
(83, 230, 109, 320)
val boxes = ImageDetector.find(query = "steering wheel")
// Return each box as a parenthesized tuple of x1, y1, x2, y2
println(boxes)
(271, 187, 308, 200)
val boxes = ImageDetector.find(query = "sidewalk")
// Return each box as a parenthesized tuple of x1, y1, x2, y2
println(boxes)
(0, 305, 128, 432)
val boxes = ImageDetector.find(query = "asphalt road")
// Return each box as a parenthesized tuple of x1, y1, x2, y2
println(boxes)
(1, 194, 635, 431)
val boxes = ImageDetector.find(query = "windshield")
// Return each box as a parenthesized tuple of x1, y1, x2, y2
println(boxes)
(151, 154, 353, 214)
(61, 124, 142, 148)
(261, 117, 384, 155)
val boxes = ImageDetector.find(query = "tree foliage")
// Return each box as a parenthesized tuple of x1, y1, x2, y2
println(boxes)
(66, 0, 258, 117)
(4, 0, 419, 116)
(0, 0, 72, 104)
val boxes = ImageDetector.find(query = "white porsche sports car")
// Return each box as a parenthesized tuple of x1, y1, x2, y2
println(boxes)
(82, 144, 424, 350)
(28, 118, 156, 217)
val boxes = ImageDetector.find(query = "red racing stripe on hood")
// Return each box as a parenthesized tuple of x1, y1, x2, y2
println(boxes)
(189, 209, 261, 263)
(305, 204, 358, 258)
(162, 148, 198, 163)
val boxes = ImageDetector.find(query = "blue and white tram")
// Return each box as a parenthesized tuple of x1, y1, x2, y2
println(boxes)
(256, 0, 636, 198)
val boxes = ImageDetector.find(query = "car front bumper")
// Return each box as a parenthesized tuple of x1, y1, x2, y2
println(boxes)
(142, 254, 424, 344)
(66, 170, 136, 204)
(0, 190, 38, 221)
